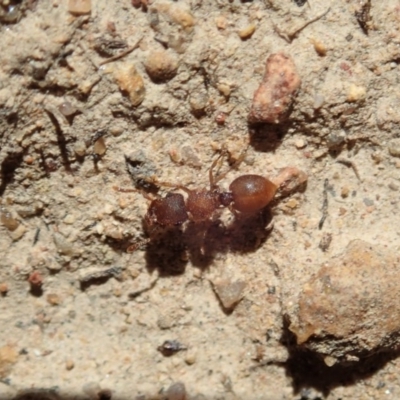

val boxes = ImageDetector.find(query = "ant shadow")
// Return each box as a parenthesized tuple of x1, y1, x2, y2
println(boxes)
(144, 208, 274, 276)
(280, 318, 400, 397)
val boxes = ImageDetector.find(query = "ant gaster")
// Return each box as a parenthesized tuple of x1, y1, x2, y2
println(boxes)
(127, 151, 278, 251)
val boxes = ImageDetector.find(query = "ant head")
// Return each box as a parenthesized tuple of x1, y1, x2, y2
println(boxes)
(229, 175, 277, 214)
(145, 193, 188, 227)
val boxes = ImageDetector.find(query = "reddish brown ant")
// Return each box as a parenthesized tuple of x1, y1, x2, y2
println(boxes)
(121, 150, 283, 252)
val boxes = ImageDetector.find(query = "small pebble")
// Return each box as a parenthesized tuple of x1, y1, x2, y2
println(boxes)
(217, 83, 231, 97)
(131, 0, 142, 9)
(310, 38, 327, 56)
(114, 64, 146, 106)
(294, 139, 306, 149)
(28, 271, 43, 287)
(157, 314, 175, 330)
(1, 208, 19, 231)
(46, 293, 61, 306)
(327, 130, 346, 148)
(324, 355, 337, 367)
(82, 382, 101, 399)
(347, 84, 366, 102)
(93, 137, 107, 156)
(0, 345, 18, 378)
(103, 224, 123, 240)
(110, 126, 124, 136)
(78, 267, 123, 287)
(388, 138, 400, 157)
(58, 101, 77, 117)
(184, 352, 196, 365)
(313, 93, 325, 109)
(189, 92, 208, 116)
(145, 49, 179, 82)
(74, 141, 86, 157)
(319, 232, 332, 252)
(161, 3, 195, 32)
(53, 232, 77, 256)
(215, 112, 227, 125)
(389, 182, 399, 191)
(166, 382, 187, 400)
(371, 151, 383, 164)
(181, 146, 202, 168)
(363, 198, 374, 207)
(215, 15, 228, 30)
(212, 279, 246, 310)
(238, 23, 256, 39)
(272, 167, 308, 196)
(0, 283, 8, 295)
(68, 0, 91, 15)
(341, 186, 350, 198)
(286, 198, 299, 209)
(45, 258, 63, 272)
(63, 214, 76, 224)
(24, 155, 34, 165)
(66, 359, 75, 370)
(9, 224, 26, 241)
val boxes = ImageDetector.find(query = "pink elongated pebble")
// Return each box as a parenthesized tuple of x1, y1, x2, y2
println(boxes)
(248, 53, 301, 124)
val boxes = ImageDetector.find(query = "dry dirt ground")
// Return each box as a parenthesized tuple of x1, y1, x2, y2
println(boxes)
(2, 0, 400, 399)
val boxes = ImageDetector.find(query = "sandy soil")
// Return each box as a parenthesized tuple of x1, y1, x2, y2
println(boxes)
(1, 0, 400, 399)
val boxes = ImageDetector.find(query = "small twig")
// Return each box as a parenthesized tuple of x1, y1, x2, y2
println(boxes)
(44, 107, 72, 173)
(336, 158, 362, 182)
(274, 7, 331, 43)
(33, 227, 40, 245)
(318, 178, 329, 230)
(98, 37, 143, 67)
(290, 7, 331, 39)
(128, 277, 159, 299)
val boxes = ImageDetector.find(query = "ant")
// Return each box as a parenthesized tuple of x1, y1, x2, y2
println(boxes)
(145, 151, 277, 227)
(118, 150, 306, 254)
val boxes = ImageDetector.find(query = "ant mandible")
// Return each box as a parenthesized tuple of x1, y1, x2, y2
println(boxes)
(120, 150, 287, 252)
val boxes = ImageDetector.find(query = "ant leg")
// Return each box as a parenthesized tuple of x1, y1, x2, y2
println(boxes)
(113, 185, 155, 201)
(127, 238, 151, 252)
(154, 180, 192, 195)
(209, 147, 249, 188)
(113, 185, 136, 193)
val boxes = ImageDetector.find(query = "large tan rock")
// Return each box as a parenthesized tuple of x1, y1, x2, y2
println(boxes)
(289, 240, 400, 362)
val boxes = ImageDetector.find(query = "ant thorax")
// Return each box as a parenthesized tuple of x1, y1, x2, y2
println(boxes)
(185, 189, 221, 222)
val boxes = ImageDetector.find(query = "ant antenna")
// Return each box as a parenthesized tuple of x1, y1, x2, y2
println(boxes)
(209, 147, 249, 188)
(209, 150, 227, 189)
